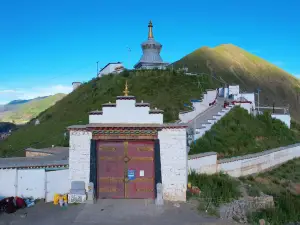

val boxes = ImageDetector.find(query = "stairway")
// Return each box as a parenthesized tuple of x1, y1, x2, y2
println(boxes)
(185, 97, 235, 146)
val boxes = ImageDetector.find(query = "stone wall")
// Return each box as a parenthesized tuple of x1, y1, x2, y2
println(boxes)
(188, 143, 300, 177)
(158, 128, 188, 201)
(69, 130, 92, 190)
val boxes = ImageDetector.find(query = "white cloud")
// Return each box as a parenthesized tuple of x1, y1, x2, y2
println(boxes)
(0, 89, 17, 94)
(0, 84, 72, 105)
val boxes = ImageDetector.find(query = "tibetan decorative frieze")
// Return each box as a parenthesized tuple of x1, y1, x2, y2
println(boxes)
(92, 128, 158, 140)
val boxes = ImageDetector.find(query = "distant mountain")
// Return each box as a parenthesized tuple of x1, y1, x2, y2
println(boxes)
(172, 44, 300, 121)
(0, 96, 49, 113)
(0, 93, 66, 124)
(7, 100, 31, 105)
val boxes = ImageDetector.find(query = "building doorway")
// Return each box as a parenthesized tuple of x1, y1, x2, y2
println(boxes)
(97, 140, 155, 199)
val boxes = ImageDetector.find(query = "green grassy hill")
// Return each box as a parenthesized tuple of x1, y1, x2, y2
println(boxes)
(189, 107, 300, 158)
(188, 158, 300, 224)
(0, 94, 66, 124)
(172, 44, 300, 122)
(0, 70, 217, 157)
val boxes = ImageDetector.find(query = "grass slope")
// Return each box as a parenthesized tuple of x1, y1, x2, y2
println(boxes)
(172, 44, 300, 122)
(241, 158, 300, 224)
(0, 94, 66, 124)
(0, 70, 217, 157)
(189, 107, 300, 158)
(188, 158, 300, 224)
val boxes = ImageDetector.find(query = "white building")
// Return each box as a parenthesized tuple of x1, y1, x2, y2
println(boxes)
(72, 82, 82, 91)
(98, 62, 125, 77)
(68, 81, 188, 202)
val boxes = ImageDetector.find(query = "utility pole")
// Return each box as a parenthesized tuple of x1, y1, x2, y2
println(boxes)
(127, 46, 131, 69)
(257, 88, 261, 114)
(96, 61, 99, 77)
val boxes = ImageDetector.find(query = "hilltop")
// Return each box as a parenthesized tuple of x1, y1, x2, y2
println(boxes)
(172, 44, 300, 122)
(0, 70, 217, 156)
(0, 94, 66, 124)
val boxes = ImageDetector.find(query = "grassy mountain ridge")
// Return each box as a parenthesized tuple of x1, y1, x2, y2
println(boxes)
(172, 44, 300, 121)
(0, 96, 49, 113)
(0, 70, 217, 157)
(0, 94, 66, 124)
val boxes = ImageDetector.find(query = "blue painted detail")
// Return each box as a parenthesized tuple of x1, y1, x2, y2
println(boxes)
(190, 99, 201, 102)
(128, 170, 136, 180)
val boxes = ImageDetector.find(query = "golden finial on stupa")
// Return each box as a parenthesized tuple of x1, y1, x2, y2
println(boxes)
(123, 80, 129, 96)
(148, 20, 154, 39)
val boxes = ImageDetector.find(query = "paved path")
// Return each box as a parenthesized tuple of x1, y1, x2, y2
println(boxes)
(0, 200, 236, 225)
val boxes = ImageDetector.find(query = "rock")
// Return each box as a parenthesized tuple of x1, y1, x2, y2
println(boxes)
(173, 203, 180, 208)
(259, 219, 265, 225)
(219, 195, 274, 224)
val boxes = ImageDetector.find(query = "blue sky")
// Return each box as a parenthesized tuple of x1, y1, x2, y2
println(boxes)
(0, 0, 299, 104)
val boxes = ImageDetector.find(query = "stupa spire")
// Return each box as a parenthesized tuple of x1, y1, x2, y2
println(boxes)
(123, 80, 129, 96)
(148, 20, 154, 39)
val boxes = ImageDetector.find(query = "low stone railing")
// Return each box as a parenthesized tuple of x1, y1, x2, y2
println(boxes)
(188, 143, 300, 177)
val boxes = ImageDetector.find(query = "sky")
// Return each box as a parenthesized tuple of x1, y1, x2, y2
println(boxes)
(0, 0, 299, 104)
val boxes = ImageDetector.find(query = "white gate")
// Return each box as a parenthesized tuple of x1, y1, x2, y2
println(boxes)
(17, 169, 46, 199)
(0, 169, 17, 197)
(45, 169, 69, 202)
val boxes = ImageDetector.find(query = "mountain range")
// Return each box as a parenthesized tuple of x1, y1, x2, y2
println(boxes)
(0, 94, 66, 124)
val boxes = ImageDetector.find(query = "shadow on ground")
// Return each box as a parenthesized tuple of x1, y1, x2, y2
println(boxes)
(0, 199, 237, 225)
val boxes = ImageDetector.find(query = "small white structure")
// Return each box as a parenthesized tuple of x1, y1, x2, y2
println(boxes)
(72, 82, 82, 91)
(68, 81, 188, 202)
(35, 119, 40, 126)
(98, 62, 124, 77)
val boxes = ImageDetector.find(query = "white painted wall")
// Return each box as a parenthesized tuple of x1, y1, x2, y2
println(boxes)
(158, 128, 187, 202)
(271, 114, 291, 128)
(229, 85, 240, 96)
(0, 168, 69, 201)
(89, 99, 163, 124)
(206, 90, 217, 104)
(46, 170, 70, 202)
(98, 63, 124, 76)
(188, 153, 217, 174)
(188, 143, 300, 177)
(234, 102, 253, 113)
(17, 169, 46, 199)
(69, 130, 92, 191)
(0, 169, 17, 197)
(179, 103, 209, 123)
(218, 88, 224, 97)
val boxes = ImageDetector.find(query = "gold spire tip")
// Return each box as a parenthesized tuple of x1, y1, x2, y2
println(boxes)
(123, 80, 129, 96)
(148, 20, 153, 39)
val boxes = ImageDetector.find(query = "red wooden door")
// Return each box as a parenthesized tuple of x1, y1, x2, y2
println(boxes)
(97, 141, 125, 198)
(126, 141, 155, 199)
